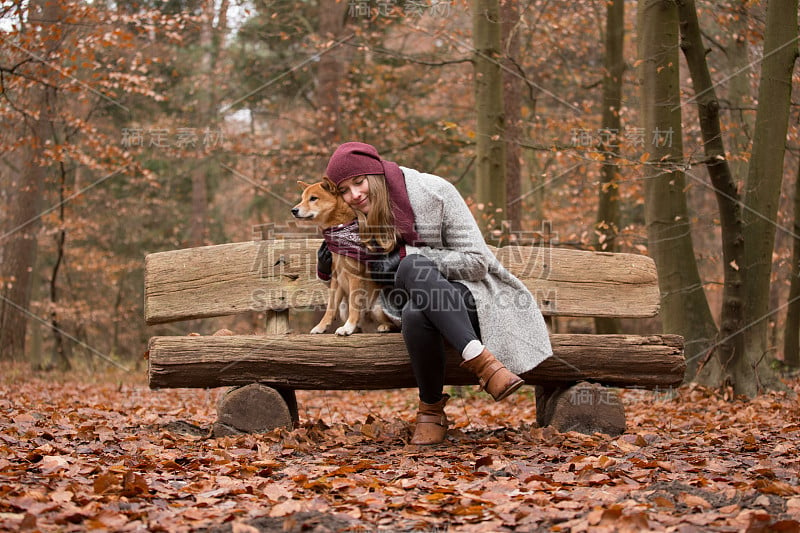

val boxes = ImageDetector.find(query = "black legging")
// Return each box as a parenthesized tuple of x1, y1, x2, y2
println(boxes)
(389, 254, 481, 404)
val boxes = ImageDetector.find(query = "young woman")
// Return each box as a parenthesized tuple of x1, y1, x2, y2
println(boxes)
(319, 142, 553, 445)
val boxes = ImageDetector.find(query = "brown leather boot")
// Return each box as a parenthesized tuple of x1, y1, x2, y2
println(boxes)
(410, 394, 450, 445)
(460, 349, 524, 401)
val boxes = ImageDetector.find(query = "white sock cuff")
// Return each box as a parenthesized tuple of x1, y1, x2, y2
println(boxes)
(462, 340, 485, 361)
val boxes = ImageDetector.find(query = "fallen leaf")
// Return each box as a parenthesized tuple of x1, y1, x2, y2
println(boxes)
(680, 493, 712, 510)
(268, 499, 303, 517)
(39, 456, 69, 474)
(93, 472, 119, 494)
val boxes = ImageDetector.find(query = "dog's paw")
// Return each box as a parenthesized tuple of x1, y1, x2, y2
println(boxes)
(335, 323, 356, 336)
(377, 324, 393, 333)
(310, 324, 328, 334)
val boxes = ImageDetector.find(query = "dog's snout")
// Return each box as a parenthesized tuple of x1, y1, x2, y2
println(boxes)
(291, 207, 299, 216)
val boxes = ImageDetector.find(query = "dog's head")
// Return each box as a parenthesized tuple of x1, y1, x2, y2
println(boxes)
(291, 178, 353, 228)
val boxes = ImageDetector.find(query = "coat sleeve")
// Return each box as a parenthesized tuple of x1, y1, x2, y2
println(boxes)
(407, 181, 490, 282)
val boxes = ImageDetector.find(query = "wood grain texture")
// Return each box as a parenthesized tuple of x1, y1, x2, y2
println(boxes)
(213, 383, 294, 435)
(148, 333, 685, 390)
(145, 240, 660, 324)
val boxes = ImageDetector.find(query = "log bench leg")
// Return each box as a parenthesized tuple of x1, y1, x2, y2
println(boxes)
(212, 383, 299, 437)
(535, 382, 626, 436)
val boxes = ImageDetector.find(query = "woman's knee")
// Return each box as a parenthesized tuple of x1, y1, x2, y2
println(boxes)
(395, 254, 437, 289)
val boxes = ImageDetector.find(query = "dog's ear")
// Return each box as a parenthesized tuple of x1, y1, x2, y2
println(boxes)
(322, 177, 338, 194)
(297, 180, 311, 190)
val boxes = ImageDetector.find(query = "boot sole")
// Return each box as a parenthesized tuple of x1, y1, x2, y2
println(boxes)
(493, 378, 525, 402)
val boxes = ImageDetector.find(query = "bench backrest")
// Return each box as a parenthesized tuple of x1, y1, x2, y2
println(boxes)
(145, 239, 660, 325)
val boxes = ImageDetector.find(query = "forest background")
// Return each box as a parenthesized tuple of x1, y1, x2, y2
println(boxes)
(1, 0, 799, 395)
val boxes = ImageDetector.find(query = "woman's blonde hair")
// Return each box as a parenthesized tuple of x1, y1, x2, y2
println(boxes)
(357, 174, 399, 253)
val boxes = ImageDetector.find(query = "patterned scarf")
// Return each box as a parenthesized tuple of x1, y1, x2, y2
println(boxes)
(322, 220, 381, 263)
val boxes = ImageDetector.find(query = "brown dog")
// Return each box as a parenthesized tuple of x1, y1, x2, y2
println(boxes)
(291, 179, 395, 336)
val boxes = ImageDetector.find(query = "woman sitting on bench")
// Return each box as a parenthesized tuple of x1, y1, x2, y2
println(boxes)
(318, 142, 553, 445)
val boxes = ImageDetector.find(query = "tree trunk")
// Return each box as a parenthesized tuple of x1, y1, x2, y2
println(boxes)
(638, 0, 718, 379)
(596, 0, 624, 254)
(724, 1, 753, 185)
(0, 151, 46, 362)
(317, 0, 348, 148)
(501, 0, 521, 233)
(784, 157, 800, 369)
(0, 0, 61, 362)
(190, 171, 209, 248)
(189, 0, 222, 247)
(189, 2, 213, 249)
(740, 0, 798, 395)
(49, 162, 72, 371)
(594, 0, 624, 335)
(677, 0, 745, 385)
(472, 0, 507, 235)
(188, 0, 229, 248)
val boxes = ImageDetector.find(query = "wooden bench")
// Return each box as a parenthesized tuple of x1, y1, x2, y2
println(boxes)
(145, 237, 685, 437)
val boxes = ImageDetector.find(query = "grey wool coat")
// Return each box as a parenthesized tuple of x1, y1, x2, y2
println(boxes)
(380, 166, 553, 375)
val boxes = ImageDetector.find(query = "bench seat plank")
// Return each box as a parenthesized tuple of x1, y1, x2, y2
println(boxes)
(145, 240, 660, 324)
(148, 333, 685, 390)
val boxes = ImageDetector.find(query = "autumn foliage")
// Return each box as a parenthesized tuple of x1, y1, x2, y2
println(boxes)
(0, 0, 797, 375)
(1, 365, 799, 531)
(2, 0, 800, 529)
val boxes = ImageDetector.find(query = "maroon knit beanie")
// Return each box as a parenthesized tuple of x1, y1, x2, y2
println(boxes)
(324, 142, 421, 247)
(325, 142, 384, 185)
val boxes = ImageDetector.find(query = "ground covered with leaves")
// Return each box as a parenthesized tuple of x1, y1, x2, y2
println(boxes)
(1, 364, 799, 532)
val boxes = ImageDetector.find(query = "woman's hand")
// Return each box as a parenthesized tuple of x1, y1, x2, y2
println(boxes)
(367, 246, 404, 285)
(317, 241, 332, 282)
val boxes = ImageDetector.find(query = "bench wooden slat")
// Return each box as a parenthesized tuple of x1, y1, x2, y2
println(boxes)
(145, 240, 660, 325)
(147, 333, 685, 390)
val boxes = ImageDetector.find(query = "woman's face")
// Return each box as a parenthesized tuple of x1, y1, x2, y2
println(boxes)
(337, 175, 371, 215)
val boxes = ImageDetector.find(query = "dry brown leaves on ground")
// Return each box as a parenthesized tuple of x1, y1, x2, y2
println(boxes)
(1, 364, 799, 532)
